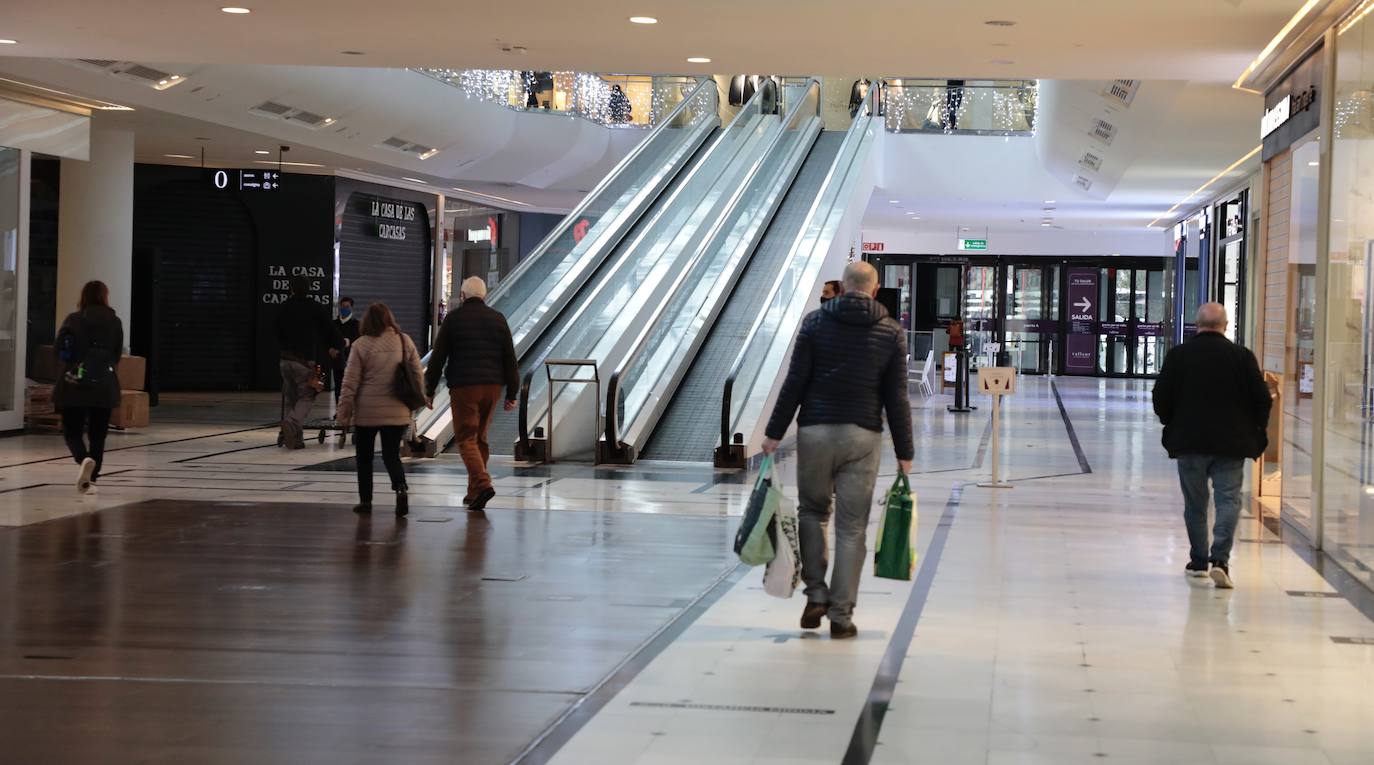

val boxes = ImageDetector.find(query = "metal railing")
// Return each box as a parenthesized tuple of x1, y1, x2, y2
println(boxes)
(602, 78, 822, 463)
(412, 68, 701, 128)
(883, 79, 1036, 135)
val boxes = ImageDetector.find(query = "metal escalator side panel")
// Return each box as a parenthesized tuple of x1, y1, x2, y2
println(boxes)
(615, 116, 825, 455)
(414, 80, 719, 449)
(520, 90, 790, 460)
(636, 131, 847, 462)
(728, 116, 881, 448)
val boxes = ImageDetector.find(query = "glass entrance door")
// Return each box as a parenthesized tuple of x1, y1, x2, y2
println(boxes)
(1005, 263, 1059, 373)
(1097, 265, 1169, 376)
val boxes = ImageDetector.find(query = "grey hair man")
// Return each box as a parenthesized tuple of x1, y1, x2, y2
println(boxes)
(762, 261, 915, 639)
(424, 276, 520, 512)
(1152, 302, 1272, 589)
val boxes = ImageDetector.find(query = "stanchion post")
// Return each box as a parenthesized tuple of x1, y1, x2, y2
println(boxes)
(977, 366, 1016, 489)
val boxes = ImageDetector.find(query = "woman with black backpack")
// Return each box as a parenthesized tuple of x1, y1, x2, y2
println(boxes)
(336, 302, 425, 517)
(54, 280, 123, 495)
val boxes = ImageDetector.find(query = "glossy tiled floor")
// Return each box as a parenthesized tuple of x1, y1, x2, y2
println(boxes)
(1, 382, 1372, 764)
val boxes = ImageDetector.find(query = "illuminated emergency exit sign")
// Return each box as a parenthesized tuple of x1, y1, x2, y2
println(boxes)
(958, 238, 988, 251)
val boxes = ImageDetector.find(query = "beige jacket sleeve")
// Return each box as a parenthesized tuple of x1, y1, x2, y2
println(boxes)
(337, 339, 366, 424)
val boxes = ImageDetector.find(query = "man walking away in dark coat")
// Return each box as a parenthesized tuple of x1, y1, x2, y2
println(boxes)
(762, 261, 915, 639)
(1152, 302, 1272, 589)
(424, 276, 520, 512)
(274, 276, 343, 449)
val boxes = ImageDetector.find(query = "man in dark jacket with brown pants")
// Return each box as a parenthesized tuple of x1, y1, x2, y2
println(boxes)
(762, 261, 914, 639)
(1152, 303, 1272, 589)
(425, 276, 519, 512)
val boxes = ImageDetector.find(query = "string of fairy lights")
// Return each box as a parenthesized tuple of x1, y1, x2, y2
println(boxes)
(883, 80, 1038, 134)
(413, 69, 1037, 135)
(414, 68, 689, 128)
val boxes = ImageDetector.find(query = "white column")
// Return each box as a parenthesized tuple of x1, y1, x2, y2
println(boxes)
(57, 118, 133, 333)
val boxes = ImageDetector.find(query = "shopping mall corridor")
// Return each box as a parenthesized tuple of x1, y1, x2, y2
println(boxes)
(0, 379, 1371, 764)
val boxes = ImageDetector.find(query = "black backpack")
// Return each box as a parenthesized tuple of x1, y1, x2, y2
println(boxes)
(61, 313, 116, 389)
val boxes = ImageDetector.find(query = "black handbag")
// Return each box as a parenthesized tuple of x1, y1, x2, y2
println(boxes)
(393, 335, 426, 411)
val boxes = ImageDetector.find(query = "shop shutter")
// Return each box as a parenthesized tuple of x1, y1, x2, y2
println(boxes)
(1263, 151, 1290, 374)
(338, 193, 432, 352)
(133, 178, 257, 390)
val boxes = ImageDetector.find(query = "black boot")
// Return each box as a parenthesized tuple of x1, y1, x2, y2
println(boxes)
(353, 501, 372, 514)
(395, 491, 409, 518)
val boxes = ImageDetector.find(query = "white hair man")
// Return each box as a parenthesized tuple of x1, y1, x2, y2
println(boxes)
(762, 261, 914, 639)
(424, 276, 519, 512)
(1152, 302, 1272, 589)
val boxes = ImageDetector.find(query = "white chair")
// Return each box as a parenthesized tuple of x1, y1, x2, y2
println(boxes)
(909, 350, 935, 399)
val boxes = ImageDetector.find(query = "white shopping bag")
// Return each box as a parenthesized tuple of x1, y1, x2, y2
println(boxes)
(762, 493, 800, 598)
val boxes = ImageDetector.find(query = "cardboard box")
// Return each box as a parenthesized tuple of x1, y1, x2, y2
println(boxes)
(111, 390, 150, 429)
(117, 356, 146, 392)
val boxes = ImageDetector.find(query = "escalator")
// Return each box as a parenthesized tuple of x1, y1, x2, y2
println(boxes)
(638, 131, 845, 460)
(515, 82, 798, 462)
(602, 83, 880, 464)
(411, 77, 720, 454)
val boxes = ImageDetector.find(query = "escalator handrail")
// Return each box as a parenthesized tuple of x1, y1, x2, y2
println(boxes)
(416, 76, 715, 442)
(717, 81, 878, 458)
(481, 76, 717, 309)
(604, 78, 823, 460)
(517, 369, 535, 454)
(518, 74, 790, 443)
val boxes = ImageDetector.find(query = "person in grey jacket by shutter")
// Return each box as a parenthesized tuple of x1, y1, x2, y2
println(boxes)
(762, 261, 915, 639)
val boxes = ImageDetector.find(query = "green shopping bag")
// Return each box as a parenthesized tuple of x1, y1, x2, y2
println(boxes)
(874, 472, 916, 580)
(734, 455, 781, 566)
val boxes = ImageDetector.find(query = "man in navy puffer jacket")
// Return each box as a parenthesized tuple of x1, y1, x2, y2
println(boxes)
(763, 260, 914, 639)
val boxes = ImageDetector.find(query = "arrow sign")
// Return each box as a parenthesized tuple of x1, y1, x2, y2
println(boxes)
(1075, 297, 1092, 313)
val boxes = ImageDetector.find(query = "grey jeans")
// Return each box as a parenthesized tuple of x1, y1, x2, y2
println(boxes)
(279, 359, 317, 446)
(796, 423, 883, 626)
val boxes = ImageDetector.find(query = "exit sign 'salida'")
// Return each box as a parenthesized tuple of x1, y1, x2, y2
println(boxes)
(958, 238, 988, 251)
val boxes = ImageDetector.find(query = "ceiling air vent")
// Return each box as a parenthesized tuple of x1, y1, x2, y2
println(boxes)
(1103, 80, 1140, 107)
(68, 59, 186, 90)
(252, 101, 293, 116)
(1074, 175, 1094, 191)
(251, 101, 336, 129)
(379, 136, 440, 160)
(1090, 118, 1117, 145)
(287, 110, 328, 128)
(1078, 152, 1103, 172)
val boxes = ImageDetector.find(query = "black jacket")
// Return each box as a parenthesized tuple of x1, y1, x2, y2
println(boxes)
(53, 306, 124, 410)
(275, 296, 343, 363)
(424, 298, 520, 399)
(1152, 331, 1272, 459)
(765, 293, 914, 460)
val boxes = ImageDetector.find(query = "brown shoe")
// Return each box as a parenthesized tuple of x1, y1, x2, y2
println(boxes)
(800, 602, 827, 630)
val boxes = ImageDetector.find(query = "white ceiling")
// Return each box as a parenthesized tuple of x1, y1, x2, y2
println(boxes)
(0, 0, 1301, 82)
(866, 81, 1262, 233)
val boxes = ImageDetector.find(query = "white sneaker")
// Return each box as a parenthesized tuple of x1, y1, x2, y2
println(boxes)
(77, 458, 96, 494)
(1210, 565, 1234, 589)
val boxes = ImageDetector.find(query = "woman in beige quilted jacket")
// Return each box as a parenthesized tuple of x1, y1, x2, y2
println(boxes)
(337, 303, 425, 517)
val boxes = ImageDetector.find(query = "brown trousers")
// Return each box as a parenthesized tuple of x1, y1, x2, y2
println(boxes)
(450, 384, 503, 496)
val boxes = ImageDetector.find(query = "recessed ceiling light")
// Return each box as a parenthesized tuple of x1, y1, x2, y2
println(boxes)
(960, 227, 970, 231)
(1041, 222, 1052, 226)
(686, 57, 711, 64)
(1044, 200, 1055, 204)
(911, 217, 921, 220)
(889, 199, 899, 204)
(1308, 161, 1319, 166)
(164, 154, 194, 159)
(629, 16, 658, 24)
(402, 177, 427, 183)
(985, 20, 1016, 27)
(256, 160, 324, 168)
(0, 39, 17, 45)
(255, 150, 270, 155)
(221, 7, 251, 14)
